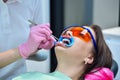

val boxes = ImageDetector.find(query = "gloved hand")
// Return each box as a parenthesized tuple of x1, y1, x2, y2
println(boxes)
(18, 23, 53, 58)
(39, 36, 56, 49)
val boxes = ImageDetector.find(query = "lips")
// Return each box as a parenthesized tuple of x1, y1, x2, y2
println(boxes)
(55, 42, 66, 47)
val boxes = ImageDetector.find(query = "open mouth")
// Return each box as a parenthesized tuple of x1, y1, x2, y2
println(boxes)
(58, 36, 74, 47)
(62, 38, 71, 46)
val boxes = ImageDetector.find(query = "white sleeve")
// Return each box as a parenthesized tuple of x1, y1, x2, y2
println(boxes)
(32, 0, 50, 24)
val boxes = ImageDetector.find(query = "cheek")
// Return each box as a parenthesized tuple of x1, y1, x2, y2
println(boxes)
(70, 38, 93, 60)
(55, 46, 66, 54)
(68, 38, 87, 56)
(72, 38, 87, 51)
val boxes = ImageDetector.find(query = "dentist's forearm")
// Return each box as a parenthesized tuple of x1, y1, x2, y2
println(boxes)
(0, 48, 22, 68)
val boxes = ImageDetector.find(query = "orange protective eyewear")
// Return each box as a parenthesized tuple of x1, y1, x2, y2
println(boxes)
(62, 27, 91, 42)
(62, 26, 98, 52)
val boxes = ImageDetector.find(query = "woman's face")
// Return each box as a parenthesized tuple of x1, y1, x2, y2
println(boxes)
(55, 26, 96, 65)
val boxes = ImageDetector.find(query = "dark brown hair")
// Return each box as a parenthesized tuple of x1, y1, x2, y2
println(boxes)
(81, 25, 113, 79)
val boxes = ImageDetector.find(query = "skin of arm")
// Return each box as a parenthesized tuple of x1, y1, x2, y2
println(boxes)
(0, 48, 22, 68)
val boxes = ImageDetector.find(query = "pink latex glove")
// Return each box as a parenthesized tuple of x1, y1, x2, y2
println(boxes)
(18, 23, 52, 58)
(39, 36, 56, 49)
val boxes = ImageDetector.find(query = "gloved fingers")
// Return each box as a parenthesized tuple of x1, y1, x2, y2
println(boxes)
(31, 27, 52, 35)
(31, 23, 52, 34)
(50, 36, 57, 42)
(31, 23, 50, 29)
(32, 34, 47, 43)
(39, 35, 56, 44)
(33, 28, 52, 40)
(33, 33, 56, 47)
(39, 36, 55, 49)
(39, 41, 53, 49)
(40, 23, 50, 28)
(38, 25, 52, 35)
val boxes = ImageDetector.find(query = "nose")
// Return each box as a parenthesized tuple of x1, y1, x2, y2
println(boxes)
(66, 31, 73, 37)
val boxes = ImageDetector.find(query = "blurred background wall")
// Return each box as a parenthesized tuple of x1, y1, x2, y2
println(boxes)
(64, 0, 119, 29)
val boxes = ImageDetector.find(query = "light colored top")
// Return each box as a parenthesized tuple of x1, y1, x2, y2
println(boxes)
(13, 68, 113, 80)
(0, 0, 49, 80)
(12, 71, 72, 80)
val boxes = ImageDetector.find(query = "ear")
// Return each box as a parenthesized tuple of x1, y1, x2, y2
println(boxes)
(84, 56, 94, 64)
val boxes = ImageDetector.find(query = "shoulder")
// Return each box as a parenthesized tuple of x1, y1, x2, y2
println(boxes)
(85, 67, 114, 80)
(12, 72, 63, 80)
(12, 72, 43, 80)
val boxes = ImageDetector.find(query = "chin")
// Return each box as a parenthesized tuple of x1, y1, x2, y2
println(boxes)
(55, 46, 66, 54)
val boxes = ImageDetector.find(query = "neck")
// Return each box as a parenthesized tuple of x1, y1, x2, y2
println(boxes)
(56, 63, 85, 80)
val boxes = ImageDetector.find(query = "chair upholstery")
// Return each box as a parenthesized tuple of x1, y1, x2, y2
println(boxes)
(111, 59, 119, 78)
